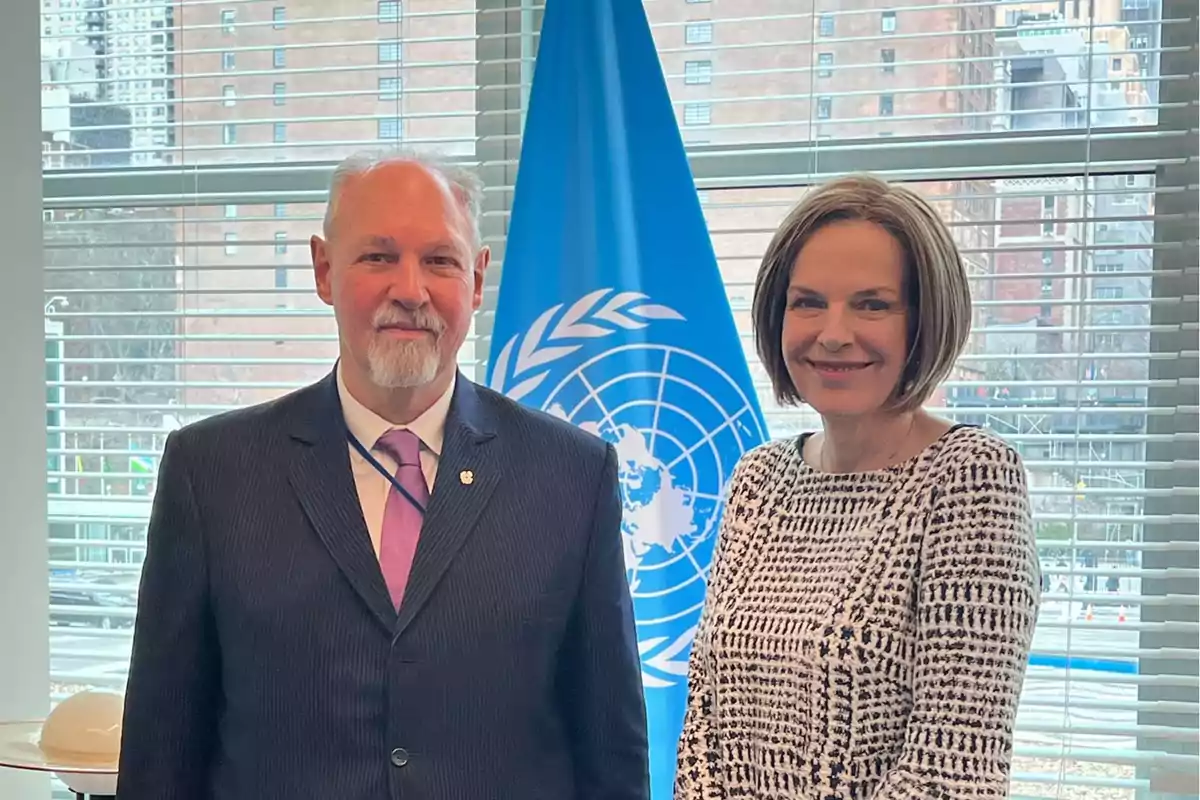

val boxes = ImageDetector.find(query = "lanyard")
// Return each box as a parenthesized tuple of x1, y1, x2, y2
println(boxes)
(347, 431, 427, 515)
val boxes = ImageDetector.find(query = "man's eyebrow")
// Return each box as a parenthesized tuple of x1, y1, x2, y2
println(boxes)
(355, 235, 397, 249)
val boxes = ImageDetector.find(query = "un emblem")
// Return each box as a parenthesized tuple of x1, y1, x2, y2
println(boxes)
(489, 288, 765, 687)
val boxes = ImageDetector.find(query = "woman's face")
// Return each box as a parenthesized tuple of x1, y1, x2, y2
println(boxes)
(781, 219, 911, 418)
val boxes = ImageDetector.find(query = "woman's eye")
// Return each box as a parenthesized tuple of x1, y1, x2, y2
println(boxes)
(790, 296, 823, 310)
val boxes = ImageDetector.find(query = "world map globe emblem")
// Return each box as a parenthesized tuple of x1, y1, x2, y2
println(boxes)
(544, 344, 765, 686)
(489, 289, 766, 686)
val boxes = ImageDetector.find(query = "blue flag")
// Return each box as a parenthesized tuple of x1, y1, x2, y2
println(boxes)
(485, 2, 766, 796)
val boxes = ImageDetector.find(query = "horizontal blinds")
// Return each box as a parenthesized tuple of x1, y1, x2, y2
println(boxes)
(473, 1, 1199, 797)
(648, 0, 1183, 144)
(38, 0, 485, 742)
(40, 0, 1198, 798)
(41, 0, 475, 168)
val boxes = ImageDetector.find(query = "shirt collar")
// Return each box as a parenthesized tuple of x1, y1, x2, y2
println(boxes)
(337, 363, 454, 458)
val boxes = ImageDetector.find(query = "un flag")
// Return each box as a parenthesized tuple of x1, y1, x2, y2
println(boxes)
(485, 1, 766, 795)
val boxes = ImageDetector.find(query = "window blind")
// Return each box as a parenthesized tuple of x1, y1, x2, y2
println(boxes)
(38, 1, 1197, 798)
(38, 0, 481, 760)
(475, 1, 1199, 797)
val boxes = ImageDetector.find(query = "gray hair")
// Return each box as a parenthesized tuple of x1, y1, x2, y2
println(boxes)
(321, 149, 484, 247)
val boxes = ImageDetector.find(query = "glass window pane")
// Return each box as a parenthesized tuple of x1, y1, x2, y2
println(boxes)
(646, 1, 1163, 145)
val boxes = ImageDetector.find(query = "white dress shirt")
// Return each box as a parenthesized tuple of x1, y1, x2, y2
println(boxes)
(337, 364, 455, 558)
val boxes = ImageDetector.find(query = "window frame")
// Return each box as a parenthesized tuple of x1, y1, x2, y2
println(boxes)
(683, 59, 713, 85)
(817, 52, 834, 78)
(684, 21, 714, 45)
(24, 5, 1200, 799)
(378, 39, 402, 63)
(683, 102, 712, 126)
(379, 0, 401, 22)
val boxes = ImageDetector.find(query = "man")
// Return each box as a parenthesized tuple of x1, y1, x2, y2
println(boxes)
(116, 152, 650, 800)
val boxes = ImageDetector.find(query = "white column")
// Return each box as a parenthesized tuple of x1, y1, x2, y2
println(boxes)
(0, 1, 51, 798)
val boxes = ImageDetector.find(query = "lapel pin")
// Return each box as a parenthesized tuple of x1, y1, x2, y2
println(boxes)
(459, 470, 474, 486)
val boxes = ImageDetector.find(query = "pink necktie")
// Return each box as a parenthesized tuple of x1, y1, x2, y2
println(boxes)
(375, 429, 428, 609)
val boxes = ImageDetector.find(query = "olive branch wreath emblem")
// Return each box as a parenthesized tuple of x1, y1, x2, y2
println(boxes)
(488, 287, 698, 687)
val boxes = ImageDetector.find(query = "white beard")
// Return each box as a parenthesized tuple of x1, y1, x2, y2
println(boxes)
(366, 335, 441, 388)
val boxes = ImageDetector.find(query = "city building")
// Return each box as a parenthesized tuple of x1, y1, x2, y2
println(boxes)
(42, 1, 1155, 576)
(41, 0, 176, 166)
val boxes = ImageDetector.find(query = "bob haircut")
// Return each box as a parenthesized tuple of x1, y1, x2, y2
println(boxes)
(752, 174, 972, 413)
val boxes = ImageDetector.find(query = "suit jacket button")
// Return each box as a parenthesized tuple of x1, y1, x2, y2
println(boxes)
(390, 748, 410, 768)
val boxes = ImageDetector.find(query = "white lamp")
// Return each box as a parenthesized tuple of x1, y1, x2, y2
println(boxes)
(0, 689, 122, 797)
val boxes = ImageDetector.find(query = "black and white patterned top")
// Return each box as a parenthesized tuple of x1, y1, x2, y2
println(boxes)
(675, 424, 1041, 800)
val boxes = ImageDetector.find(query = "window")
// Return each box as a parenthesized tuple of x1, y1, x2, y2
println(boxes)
(379, 0, 400, 22)
(379, 40, 402, 62)
(25, 7, 1198, 800)
(684, 60, 713, 85)
(224, 204, 238, 219)
(274, 82, 286, 105)
(274, 232, 288, 255)
(879, 94, 894, 116)
(273, 6, 286, 29)
(684, 22, 713, 45)
(683, 102, 711, 126)
(273, 48, 286, 69)
(221, 8, 235, 35)
(817, 52, 833, 78)
(378, 117, 402, 140)
(273, 122, 287, 143)
(222, 85, 236, 107)
(379, 76, 401, 100)
(222, 124, 236, 144)
(274, 266, 289, 288)
(223, 232, 238, 255)
(881, 10, 896, 33)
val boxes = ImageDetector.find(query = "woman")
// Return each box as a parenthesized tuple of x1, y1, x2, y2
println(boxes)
(675, 175, 1040, 799)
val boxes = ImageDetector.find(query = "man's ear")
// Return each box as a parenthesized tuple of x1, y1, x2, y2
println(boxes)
(312, 235, 334, 306)
(472, 245, 491, 309)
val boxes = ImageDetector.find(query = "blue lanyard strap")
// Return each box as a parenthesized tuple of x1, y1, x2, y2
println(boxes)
(346, 431, 428, 515)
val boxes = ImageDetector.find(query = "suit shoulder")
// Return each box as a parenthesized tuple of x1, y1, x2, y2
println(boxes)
(167, 381, 319, 451)
(472, 382, 610, 457)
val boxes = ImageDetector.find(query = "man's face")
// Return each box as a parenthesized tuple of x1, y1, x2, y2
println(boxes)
(311, 162, 488, 397)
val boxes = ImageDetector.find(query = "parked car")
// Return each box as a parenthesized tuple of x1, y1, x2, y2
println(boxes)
(49, 587, 136, 630)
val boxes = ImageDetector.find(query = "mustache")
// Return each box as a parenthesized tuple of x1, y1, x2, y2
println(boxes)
(372, 304, 446, 335)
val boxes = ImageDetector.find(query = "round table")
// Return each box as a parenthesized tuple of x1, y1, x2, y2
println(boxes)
(0, 720, 116, 799)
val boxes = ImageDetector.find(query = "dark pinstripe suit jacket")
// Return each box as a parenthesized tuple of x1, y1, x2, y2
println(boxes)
(115, 370, 650, 800)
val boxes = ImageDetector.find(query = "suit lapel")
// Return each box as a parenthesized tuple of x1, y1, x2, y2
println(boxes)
(395, 376, 501, 637)
(287, 373, 397, 633)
